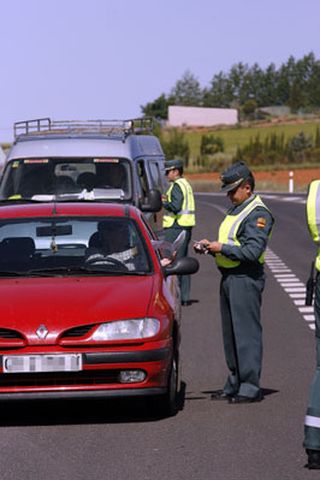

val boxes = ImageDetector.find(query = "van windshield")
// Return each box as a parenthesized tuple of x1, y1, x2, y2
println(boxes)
(0, 157, 132, 202)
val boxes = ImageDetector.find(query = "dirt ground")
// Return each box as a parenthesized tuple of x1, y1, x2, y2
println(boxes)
(186, 168, 320, 192)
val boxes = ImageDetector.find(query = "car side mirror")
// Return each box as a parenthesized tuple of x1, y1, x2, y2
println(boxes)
(140, 189, 162, 213)
(164, 257, 199, 277)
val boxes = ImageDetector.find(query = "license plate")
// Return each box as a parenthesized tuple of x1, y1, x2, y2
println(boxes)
(3, 354, 82, 373)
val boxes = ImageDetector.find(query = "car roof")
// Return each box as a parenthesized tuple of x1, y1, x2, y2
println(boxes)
(7, 135, 164, 161)
(0, 202, 142, 220)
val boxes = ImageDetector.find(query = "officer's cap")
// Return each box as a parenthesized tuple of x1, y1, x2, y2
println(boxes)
(220, 162, 252, 192)
(164, 159, 183, 171)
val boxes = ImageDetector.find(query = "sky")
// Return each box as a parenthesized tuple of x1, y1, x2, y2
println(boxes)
(0, 0, 319, 142)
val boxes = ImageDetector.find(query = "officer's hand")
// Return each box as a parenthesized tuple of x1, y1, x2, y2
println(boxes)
(205, 241, 222, 253)
(193, 239, 210, 254)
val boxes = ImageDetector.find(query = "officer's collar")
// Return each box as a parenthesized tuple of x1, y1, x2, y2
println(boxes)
(228, 193, 256, 214)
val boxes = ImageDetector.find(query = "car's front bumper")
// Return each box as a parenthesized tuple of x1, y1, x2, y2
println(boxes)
(0, 345, 172, 398)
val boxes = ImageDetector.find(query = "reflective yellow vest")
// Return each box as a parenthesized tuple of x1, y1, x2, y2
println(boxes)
(163, 177, 195, 228)
(306, 180, 320, 272)
(215, 195, 271, 268)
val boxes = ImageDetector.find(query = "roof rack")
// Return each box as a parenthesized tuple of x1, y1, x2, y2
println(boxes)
(13, 117, 154, 140)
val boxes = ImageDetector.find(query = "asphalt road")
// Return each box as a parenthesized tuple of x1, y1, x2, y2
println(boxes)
(0, 192, 317, 480)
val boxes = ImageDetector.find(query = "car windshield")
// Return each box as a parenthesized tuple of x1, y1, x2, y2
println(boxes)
(0, 157, 132, 202)
(0, 216, 152, 276)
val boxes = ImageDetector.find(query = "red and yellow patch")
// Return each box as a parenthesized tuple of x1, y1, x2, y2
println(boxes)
(256, 217, 267, 228)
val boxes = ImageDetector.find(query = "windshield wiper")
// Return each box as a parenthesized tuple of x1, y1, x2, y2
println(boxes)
(0, 198, 43, 204)
(0, 270, 32, 277)
(23, 266, 129, 276)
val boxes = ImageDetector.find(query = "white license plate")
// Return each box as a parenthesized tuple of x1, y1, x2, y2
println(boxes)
(3, 354, 82, 373)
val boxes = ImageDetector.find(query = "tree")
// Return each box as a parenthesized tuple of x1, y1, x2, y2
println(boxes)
(241, 99, 258, 119)
(170, 71, 203, 106)
(141, 52, 320, 120)
(141, 93, 171, 120)
(204, 71, 233, 107)
(162, 129, 190, 166)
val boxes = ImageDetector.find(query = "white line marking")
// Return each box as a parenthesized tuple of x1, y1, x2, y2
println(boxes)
(274, 274, 296, 278)
(284, 288, 306, 293)
(270, 269, 292, 273)
(294, 300, 306, 306)
(304, 315, 315, 321)
(299, 307, 315, 313)
(265, 247, 313, 332)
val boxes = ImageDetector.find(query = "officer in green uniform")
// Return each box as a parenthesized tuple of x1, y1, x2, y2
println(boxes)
(304, 180, 320, 469)
(162, 159, 196, 306)
(194, 161, 274, 403)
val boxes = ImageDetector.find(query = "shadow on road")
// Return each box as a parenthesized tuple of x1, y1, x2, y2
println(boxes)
(201, 387, 279, 398)
(0, 382, 188, 427)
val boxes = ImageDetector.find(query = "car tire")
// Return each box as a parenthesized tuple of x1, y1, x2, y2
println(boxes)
(151, 354, 179, 418)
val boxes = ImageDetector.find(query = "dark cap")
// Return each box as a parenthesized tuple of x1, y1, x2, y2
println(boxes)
(220, 162, 252, 192)
(164, 159, 183, 171)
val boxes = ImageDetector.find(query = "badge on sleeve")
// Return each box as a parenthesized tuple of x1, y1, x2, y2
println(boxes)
(256, 217, 267, 228)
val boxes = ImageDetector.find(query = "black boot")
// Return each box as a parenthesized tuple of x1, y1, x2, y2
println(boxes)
(305, 449, 320, 469)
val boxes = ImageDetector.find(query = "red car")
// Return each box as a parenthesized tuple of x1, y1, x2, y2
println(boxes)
(0, 202, 198, 416)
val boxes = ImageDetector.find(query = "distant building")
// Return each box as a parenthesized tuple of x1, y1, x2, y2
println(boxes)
(0, 145, 6, 170)
(168, 106, 238, 127)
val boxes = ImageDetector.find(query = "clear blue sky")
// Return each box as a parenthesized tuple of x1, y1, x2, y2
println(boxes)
(0, 0, 319, 141)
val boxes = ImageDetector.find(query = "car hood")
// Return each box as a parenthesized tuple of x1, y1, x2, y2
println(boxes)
(0, 276, 154, 342)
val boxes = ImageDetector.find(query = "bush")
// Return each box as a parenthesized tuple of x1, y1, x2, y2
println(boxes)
(161, 129, 190, 166)
(200, 134, 225, 156)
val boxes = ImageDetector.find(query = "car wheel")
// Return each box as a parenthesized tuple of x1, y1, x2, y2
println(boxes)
(152, 354, 179, 418)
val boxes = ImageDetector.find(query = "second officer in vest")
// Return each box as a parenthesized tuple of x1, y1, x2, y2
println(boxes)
(195, 161, 274, 403)
(163, 159, 196, 306)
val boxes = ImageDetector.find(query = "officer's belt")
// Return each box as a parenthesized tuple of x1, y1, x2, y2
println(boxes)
(219, 263, 264, 277)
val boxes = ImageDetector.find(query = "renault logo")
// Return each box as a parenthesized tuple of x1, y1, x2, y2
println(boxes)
(36, 324, 48, 339)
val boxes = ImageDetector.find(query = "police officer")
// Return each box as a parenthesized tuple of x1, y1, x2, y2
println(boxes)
(304, 180, 320, 469)
(195, 161, 274, 403)
(162, 159, 196, 306)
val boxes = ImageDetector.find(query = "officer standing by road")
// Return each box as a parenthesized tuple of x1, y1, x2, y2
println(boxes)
(303, 179, 320, 469)
(162, 159, 196, 306)
(194, 161, 274, 403)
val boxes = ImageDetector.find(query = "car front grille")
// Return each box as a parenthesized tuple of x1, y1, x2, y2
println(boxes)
(0, 370, 121, 388)
(0, 328, 24, 340)
(61, 325, 94, 339)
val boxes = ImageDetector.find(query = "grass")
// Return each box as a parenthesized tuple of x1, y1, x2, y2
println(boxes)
(162, 118, 320, 166)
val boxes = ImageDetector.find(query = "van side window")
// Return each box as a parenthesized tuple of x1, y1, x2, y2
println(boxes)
(148, 162, 163, 190)
(137, 160, 150, 199)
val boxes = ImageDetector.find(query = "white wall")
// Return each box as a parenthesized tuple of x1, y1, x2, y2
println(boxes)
(168, 106, 238, 127)
(0, 145, 6, 169)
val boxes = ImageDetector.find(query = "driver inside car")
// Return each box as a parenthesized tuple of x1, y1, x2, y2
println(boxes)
(85, 220, 138, 270)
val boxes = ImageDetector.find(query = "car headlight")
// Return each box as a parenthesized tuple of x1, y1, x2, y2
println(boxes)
(92, 318, 160, 341)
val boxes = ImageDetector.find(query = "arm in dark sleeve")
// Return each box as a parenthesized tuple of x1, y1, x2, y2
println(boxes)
(163, 183, 183, 214)
(221, 208, 274, 263)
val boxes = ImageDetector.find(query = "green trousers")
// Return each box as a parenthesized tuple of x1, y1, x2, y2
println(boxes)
(304, 274, 320, 450)
(164, 226, 192, 303)
(220, 272, 265, 398)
